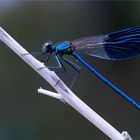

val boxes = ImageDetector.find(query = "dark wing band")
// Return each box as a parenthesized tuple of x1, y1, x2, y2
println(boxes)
(72, 26, 140, 60)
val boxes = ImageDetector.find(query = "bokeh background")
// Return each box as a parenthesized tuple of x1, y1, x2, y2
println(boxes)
(0, 1, 140, 139)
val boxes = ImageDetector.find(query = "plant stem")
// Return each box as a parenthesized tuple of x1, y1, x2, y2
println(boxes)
(0, 26, 132, 140)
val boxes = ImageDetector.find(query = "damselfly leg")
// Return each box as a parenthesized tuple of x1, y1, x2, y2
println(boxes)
(31, 52, 66, 73)
(60, 56, 81, 89)
(31, 52, 81, 88)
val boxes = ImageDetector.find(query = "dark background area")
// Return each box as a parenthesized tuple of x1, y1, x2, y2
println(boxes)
(0, 1, 140, 139)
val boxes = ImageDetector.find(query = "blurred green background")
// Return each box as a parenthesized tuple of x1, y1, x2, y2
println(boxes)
(0, 1, 140, 139)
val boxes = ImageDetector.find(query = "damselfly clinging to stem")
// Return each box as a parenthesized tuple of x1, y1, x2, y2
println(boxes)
(32, 26, 140, 110)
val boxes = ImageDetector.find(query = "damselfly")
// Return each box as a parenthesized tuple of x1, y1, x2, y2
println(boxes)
(32, 26, 140, 110)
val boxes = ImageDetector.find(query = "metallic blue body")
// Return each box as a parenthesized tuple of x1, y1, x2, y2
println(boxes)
(53, 41, 72, 55)
(51, 40, 140, 109)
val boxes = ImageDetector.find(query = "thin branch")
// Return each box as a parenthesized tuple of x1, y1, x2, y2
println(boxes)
(38, 88, 66, 104)
(0, 26, 132, 140)
(38, 88, 62, 100)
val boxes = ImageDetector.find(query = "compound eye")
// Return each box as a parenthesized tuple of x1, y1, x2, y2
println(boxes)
(42, 41, 52, 53)
(45, 41, 52, 47)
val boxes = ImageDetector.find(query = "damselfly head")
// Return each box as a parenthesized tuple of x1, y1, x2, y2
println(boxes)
(42, 41, 53, 54)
